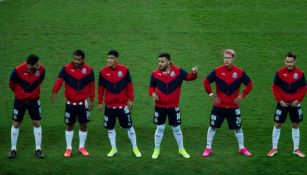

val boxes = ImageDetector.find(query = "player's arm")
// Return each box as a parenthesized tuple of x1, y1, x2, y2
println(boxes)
(51, 67, 65, 102)
(98, 71, 106, 112)
(204, 70, 219, 103)
(126, 70, 134, 109)
(184, 67, 198, 81)
(291, 73, 307, 107)
(9, 68, 18, 92)
(271, 71, 286, 107)
(88, 69, 95, 111)
(237, 72, 253, 103)
(149, 74, 159, 101)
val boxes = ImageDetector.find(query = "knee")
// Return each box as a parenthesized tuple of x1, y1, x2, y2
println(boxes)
(292, 123, 299, 129)
(157, 124, 166, 132)
(172, 125, 181, 133)
(32, 120, 41, 127)
(234, 128, 243, 133)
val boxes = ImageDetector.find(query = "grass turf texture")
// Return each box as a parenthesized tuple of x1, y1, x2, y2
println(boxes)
(0, 0, 306, 174)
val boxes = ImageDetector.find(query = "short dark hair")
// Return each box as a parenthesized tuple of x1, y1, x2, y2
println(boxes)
(159, 53, 171, 60)
(73, 49, 85, 58)
(108, 50, 119, 57)
(285, 52, 296, 60)
(26, 54, 39, 65)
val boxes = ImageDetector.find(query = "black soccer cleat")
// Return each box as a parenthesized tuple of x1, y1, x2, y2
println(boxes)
(35, 150, 45, 159)
(8, 150, 17, 159)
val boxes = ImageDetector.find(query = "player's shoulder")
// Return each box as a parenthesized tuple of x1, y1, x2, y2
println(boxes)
(15, 62, 26, 71)
(232, 65, 244, 72)
(294, 67, 304, 74)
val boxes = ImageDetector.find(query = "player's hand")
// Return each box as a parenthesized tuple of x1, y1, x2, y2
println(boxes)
(290, 100, 299, 107)
(191, 66, 198, 73)
(235, 95, 243, 104)
(51, 93, 56, 103)
(280, 100, 289, 107)
(209, 95, 219, 103)
(88, 101, 94, 111)
(98, 104, 104, 112)
(128, 100, 133, 110)
(152, 92, 159, 102)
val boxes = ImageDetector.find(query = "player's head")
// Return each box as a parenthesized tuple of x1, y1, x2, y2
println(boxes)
(158, 53, 171, 71)
(72, 49, 85, 68)
(26, 54, 40, 72)
(223, 49, 235, 67)
(284, 52, 296, 70)
(107, 50, 119, 67)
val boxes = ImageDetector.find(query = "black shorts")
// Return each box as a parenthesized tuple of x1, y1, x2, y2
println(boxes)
(64, 101, 90, 125)
(153, 107, 181, 126)
(209, 106, 241, 129)
(274, 103, 303, 123)
(104, 106, 132, 129)
(12, 99, 42, 122)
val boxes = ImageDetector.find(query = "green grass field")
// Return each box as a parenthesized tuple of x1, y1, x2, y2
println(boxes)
(0, 0, 307, 174)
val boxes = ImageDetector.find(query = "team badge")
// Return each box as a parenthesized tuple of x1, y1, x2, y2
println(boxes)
(293, 73, 298, 79)
(118, 71, 123, 77)
(35, 70, 40, 76)
(82, 68, 87, 74)
(232, 72, 238, 79)
(170, 71, 175, 77)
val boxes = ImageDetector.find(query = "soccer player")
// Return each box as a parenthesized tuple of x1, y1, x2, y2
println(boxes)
(149, 53, 198, 159)
(202, 49, 253, 157)
(8, 54, 45, 159)
(98, 50, 141, 158)
(267, 52, 306, 158)
(51, 50, 95, 158)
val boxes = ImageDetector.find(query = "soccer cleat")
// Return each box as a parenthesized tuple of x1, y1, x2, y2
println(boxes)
(35, 150, 45, 159)
(107, 148, 118, 157)
(151, 148, 160, 159)
(133, 147, 142, 158)
(240, 147, 252, 157)
(293, 149, 305, 158)
(202, 148, 212, 157)
(8, 150, 17, 159)
(79, 147, 89, 157)
(179, 148, 190, 158)
(64, 149, 72, 158)
(267, 148, 278, 157)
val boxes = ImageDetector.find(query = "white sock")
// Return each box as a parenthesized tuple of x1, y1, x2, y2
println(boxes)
(172, 125, 184, 149)
(127, 127, 137, 148)
(292, 128, 300, 150)
(79, 130, 87, 149)
(65, 130, 74, 149)
(272, 127, 281, 149)
(33, 126, 42, 150)
(234, 128, 244, 149)
(108, 129, 116, 149)
(206, 127, 216, 149)
(11, 126, 19, 150)
(154, 124, 165, 149)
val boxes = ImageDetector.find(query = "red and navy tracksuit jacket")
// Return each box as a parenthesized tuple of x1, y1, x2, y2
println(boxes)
(148, 64, 197, 108)
(52, 63, 95, 102)
(203, 65, 253, 108)
(9, 62, 45, 100)
(272, 66, 306, 103)
(98, 64, 134, 108)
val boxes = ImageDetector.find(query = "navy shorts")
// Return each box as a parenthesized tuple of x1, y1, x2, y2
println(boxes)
(209, 106, 242, 129)
(104, 106, 132, 129)
(64, 100, 90, 125)
(274, 103, 303, 123)
(12, 99, 42, 122)
(153, 107, 181, 126)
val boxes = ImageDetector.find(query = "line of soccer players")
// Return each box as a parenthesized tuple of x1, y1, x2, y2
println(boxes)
(7, 49, 306, 159)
